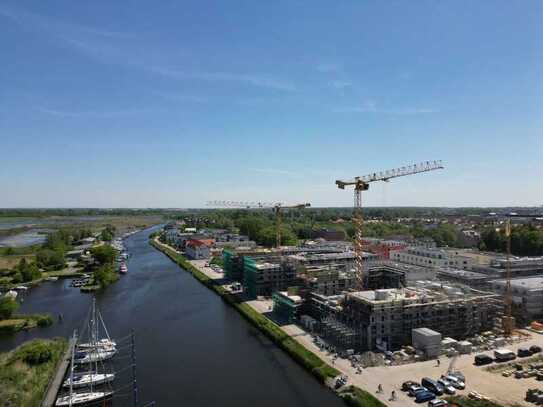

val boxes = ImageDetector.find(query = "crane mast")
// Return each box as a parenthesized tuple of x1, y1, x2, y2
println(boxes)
(336, 160, 444, 290)
(206, 201, 310, 247)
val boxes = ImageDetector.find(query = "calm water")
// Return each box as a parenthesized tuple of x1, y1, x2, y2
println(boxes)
(0, 227, 343, 407)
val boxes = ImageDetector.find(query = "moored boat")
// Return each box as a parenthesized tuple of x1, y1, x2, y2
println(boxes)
(55, 391, 113, 406)
(77, 338, 116, 350)
(74, 348, 117, 364)
(63, 373, 115, 388)
(119, 262, 128, 274)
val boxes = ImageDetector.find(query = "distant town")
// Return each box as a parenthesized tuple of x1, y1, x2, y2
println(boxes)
(1, 206, 543, 407)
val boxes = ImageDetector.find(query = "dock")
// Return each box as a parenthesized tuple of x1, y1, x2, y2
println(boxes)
(41, 336, 76, 407)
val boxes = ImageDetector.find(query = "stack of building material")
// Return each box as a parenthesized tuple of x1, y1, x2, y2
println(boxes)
(441, 337, 458, 348)
(412, 327, 442, 358)
(457, 340, 473, 354)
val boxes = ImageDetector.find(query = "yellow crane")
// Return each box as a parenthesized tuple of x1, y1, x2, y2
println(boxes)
(335, 160, 444, 289)
(489, 212, 543, 335)
(207, 201, 310, 247)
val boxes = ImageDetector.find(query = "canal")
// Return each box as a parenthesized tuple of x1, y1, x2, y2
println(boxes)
(0, 227, 344, 407)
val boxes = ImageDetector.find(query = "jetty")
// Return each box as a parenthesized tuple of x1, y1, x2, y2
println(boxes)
(41, 335, 76, 407)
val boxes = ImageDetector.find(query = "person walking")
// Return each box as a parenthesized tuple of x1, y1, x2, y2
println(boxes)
(377, 384, 383, 393)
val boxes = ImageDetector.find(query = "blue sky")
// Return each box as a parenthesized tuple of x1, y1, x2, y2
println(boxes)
(1, 1, 542, 208)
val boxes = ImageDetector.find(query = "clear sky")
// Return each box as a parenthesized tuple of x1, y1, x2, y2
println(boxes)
(1, 1, 542, 208)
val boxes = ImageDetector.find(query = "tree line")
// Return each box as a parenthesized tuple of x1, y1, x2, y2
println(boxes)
(480, 225, 543, 256)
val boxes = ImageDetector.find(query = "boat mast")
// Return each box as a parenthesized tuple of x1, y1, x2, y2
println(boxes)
(98, 309, 112, 341)
(69, 330, 77, 407)
(132, 329, 138, 407)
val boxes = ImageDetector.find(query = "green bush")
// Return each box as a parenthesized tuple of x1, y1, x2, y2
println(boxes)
(0, 297, 19, 320)
(91, 245, 117, 266)
(93, 264, 119, 288)
(36, 249, 65, 270)
(36, 314, 53, 327)
(340, 386, 387, 407)
(13, 340, 53, 365)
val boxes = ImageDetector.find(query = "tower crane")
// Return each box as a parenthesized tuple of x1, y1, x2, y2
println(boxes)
(335, 160, 444, 289)
(206, 201, 310, 247)
(488, 212, 543, 336)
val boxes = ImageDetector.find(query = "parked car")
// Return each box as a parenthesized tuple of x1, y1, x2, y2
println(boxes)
(437, 379, 456, 395)
(416, 391, 436, 403)
(449, 371, 465, 383)
(518, 347, 532, 357)
(474, 354, 494, 366)
(409, 386, 428, 397)
(530, 345, 542, 354)
(443, 375, 466, 390)
(429, 399, 448, 407)
(402, 381, 419, 391)
(421, 378, 444, 396)
(494, 349, 516, 362)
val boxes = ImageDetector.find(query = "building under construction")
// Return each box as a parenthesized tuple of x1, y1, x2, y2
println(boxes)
(307, 281, 500, 352)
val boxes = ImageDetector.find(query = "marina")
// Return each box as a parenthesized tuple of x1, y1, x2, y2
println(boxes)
(0, 227, 343, 407)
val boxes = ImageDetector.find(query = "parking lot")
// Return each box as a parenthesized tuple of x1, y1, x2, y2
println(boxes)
(283, 323, 543, 406)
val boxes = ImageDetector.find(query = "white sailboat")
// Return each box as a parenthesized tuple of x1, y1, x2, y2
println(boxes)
(74, 348, 117, 364)
(63, 372, 115, 389)
(77, 302, 116, 350)
(55, 391, 114, 406)
(56, 330, 115, 406)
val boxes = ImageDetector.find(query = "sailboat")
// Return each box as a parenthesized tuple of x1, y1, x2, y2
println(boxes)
(63, 372, 115, 389)
(56, 300, 117, 406)
(56, 331, 115, 406)
(73, 348, 117, 364)
(55, 391, 114, 406)
(77, 299, 117, 351)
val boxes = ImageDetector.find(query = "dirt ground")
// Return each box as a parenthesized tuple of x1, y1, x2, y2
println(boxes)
(245, 296, 542, 407)
(188, 261, 543, 406)
(283, 323, 543, 407)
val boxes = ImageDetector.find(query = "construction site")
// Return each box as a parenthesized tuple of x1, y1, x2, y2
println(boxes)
(215, 161, 531, 356)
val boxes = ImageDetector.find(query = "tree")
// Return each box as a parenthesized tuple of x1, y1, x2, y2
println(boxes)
(91, 245, 117, 266)
(100, 229, 114, 242)
(36, 249, 66, 270)
(0, 296, 19, 319)
(17, 258, 41, 282)
(93, 264, 118, 288)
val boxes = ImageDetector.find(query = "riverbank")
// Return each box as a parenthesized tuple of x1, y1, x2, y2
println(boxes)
(0, 338, 67, 407)
(0, 313, 53, 334)
(150, 238, 385, 407)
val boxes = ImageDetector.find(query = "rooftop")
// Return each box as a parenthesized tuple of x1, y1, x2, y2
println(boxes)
(492, 276, 543, 291)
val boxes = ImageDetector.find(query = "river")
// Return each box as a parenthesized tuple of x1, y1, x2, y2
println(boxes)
(0, 227, 344, 407)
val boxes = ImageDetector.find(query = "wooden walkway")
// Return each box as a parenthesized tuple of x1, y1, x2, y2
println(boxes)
(41, 336, 76, 407)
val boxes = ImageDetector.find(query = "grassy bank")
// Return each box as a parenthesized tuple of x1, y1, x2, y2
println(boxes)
(446, 396, 506, 407)
(340, 386, 388, 407)
(0, 314, 53, 334)
(0, 338, 67, 407)
(150, 239, 341, 383)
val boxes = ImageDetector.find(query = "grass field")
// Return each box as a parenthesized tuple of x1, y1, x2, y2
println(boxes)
(340, 386, 388, 407)
(0, 338, 67, 407)
(0, 254, 36, 270)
